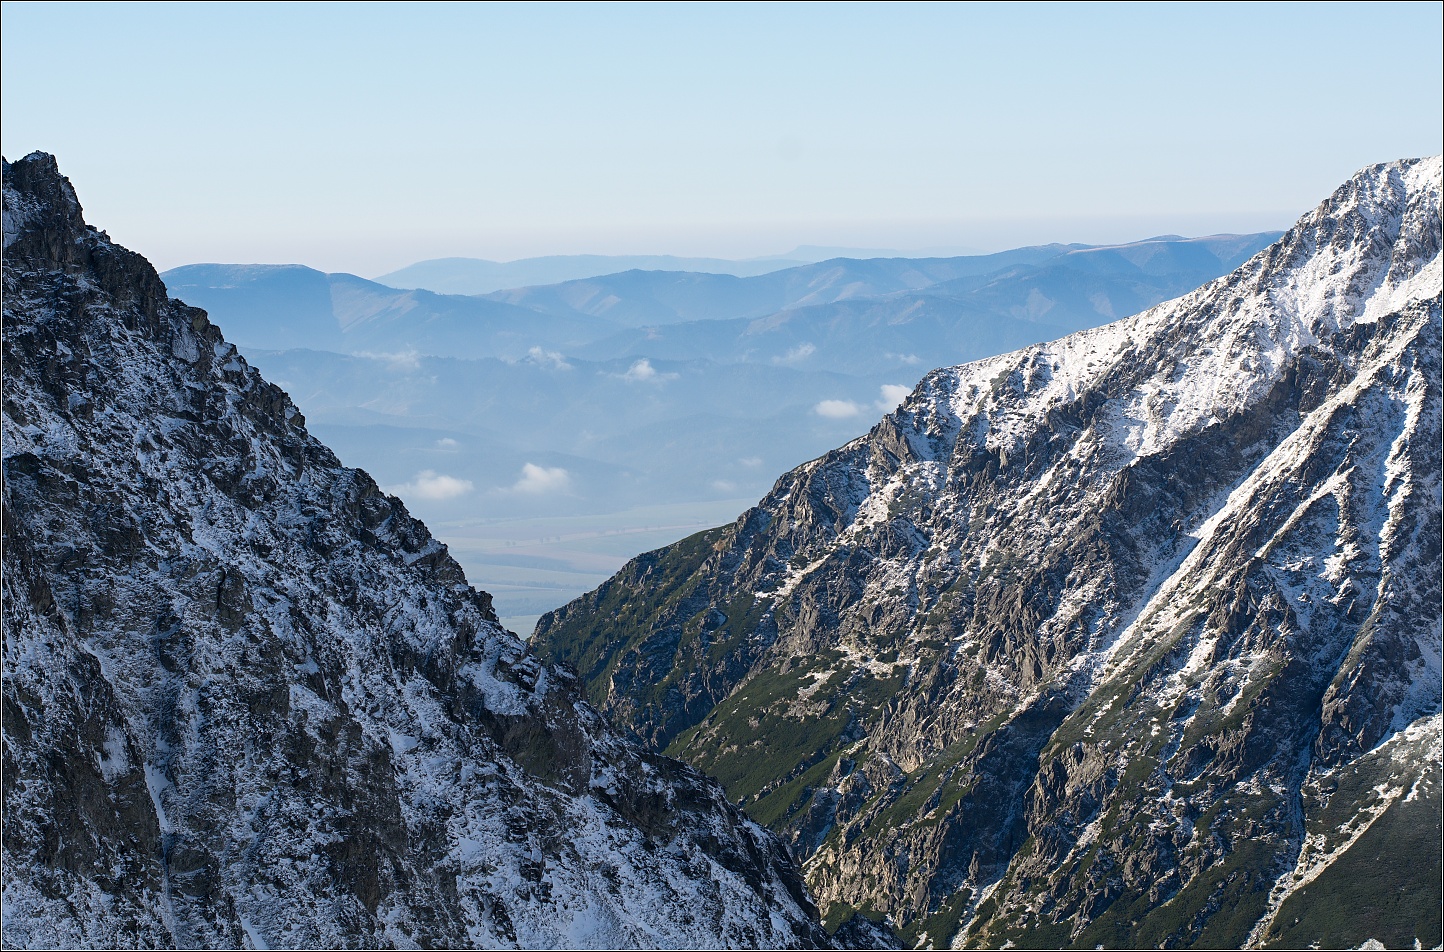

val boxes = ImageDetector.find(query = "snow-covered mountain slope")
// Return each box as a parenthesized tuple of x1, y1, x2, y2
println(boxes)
(533, 157, 1443, 948)
(0, 152, 832, 949)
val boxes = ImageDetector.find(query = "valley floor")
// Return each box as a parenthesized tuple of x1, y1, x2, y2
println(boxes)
(435, 498, 758, 635)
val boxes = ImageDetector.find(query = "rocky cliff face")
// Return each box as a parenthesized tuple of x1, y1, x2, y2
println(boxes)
(0, 152, 830, 949)
(534, 157, 1443, 948)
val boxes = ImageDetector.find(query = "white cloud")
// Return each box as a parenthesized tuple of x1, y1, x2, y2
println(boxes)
(772, 342, 816, 365)
(511, 463, 571, 494)
(356, 349, 422, 372)
(524, 346, 572, 370)
(815, 399, 863, 419)
(738, 456, 763, 467)
(389, 469, 473, 500)
(877, 384, 911, 410)
(710, 479, 737, 493)
(618, 358, 678, 383)
(435, 437, 460, 449)
(884, 352, 923, 365)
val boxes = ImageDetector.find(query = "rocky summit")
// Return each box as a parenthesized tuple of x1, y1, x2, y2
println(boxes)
(0, 152, 832, 949)
(534, 157, 1443, 949)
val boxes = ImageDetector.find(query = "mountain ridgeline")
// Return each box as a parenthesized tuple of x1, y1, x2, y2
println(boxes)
(163, 234, 1281, 371)
(533, 158, 1444, 948)
(0, 153, 838, 948)
(374, 253, 814, 294)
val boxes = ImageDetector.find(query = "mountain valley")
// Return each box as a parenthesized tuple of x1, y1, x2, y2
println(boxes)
(6, 4, 1441, 950)
(160, 231, 1280, 630)
(4, 147, 1437, 951)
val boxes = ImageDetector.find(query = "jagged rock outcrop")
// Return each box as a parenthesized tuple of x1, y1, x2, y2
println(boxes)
(0, 152, 831, 949)
(534, 157, 1443, 948)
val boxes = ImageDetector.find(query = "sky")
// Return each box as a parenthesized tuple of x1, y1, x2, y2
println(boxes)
(3, 2, 1441, 276)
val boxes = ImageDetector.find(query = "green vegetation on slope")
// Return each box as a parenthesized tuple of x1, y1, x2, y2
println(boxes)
(532, 526, 728, 713)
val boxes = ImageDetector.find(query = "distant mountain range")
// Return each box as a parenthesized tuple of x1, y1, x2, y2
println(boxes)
(160, 264, 606, 359)
(158, 233, 1283, 624)
(483, 235, 1275, 326)
(162, 233, 1281, 367)
(481, 245, 1074, 327)
(371, 246, 990, 295)
(374, 253, 811, 294)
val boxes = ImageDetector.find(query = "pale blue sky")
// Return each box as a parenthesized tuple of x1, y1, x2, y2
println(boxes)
(3, 2, 1441, 275)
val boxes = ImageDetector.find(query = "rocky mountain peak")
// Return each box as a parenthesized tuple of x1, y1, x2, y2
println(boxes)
(2, 152, 832, 949)
(4, 153, 180, 343)
(534, 156, 1442, 948)
(4, 152, 83, 246)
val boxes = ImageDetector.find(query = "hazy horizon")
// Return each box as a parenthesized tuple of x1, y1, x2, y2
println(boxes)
(150, 226, 1290, 283)
(3, 3, 1439, 276)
